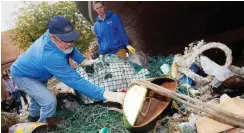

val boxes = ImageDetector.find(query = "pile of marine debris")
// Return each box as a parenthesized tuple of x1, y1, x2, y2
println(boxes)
(55, 40, 244, 133)
(151, 40, 244, 133)
(3, 40, 244, 133)
(49, 40, 244, 133)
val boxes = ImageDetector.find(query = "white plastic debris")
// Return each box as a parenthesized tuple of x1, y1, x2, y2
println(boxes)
(211, 77, 222, 88)
(220, 94, 231, 104)
(200, 56, 234, 81)
(160, 64, 170, 74)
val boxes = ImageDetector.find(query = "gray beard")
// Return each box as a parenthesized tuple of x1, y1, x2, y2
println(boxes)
(62, 47, 74, 54)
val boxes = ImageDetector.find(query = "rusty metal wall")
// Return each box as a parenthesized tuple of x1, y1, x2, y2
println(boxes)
(76, 1, 244, 58)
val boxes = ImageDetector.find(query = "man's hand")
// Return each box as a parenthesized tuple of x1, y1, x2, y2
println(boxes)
(103, 90, 125, 104)
(126, 45, 136, 55)
(80, 59, 95, 66)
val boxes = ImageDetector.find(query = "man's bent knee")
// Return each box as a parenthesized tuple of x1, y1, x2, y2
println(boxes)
(45, 97, 57, 110)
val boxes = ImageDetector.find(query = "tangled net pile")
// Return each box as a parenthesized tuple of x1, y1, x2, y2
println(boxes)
(50, 104, 130, 133)
(75, 54, 174, 104)
(50, 55, 175, 133)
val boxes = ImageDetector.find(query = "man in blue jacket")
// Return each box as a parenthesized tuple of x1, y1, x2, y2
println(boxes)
(93, 1, 136, 58)
(10, 16, 125, 122)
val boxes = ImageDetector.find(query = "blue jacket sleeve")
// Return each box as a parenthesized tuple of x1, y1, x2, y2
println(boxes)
(94, 25, 104, 55)
(114, 14, 129, 47)
(69, 48, 85, 64)
(43, 52, 105, 100)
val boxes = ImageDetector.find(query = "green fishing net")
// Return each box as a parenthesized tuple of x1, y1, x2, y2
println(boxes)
(146, 55, 174, 78)
(50, 55, 177, 133)
(75, 54, 150, 104)
(50, 104, 129, 133)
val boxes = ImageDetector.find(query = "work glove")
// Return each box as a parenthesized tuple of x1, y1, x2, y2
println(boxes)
(127, 45, 136, 55)
(80, 59, 95, 66)
(103, 90, 125, 104)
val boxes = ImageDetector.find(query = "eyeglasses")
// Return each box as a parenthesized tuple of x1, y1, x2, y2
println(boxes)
(55, 36, 74, 44)
(62, 40, 74, 43)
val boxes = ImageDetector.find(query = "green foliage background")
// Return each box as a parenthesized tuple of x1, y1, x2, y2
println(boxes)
(9, 1, 95, 52)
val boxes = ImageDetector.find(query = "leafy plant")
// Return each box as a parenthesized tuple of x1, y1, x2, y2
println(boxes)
(9, 1, 95, 52)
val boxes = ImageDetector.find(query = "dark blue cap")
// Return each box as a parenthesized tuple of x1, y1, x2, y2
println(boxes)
(48, 16, 80, 42)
